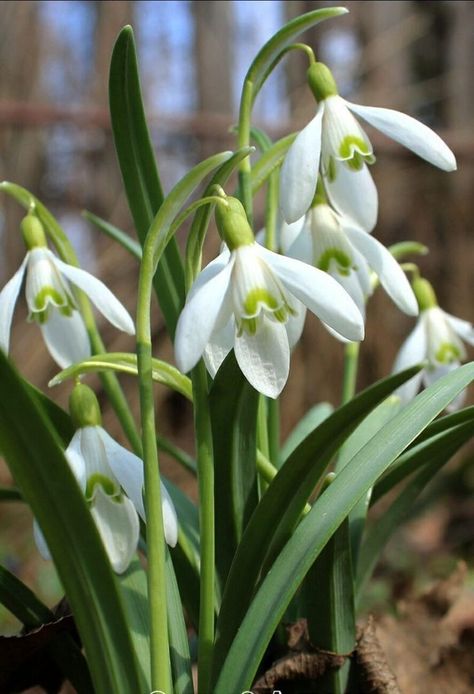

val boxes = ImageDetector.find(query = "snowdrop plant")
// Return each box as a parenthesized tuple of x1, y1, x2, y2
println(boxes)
(0, 8, 472, 694)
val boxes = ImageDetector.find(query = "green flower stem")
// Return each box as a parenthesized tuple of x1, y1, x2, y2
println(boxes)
(136, 244, 171, 694)
(191, 361, 215, 694)
(341, 341, 360, 405)
(237, 80, 255, 222)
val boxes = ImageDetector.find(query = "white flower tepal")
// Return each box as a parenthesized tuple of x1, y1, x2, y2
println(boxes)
(280, 61, 457, 230)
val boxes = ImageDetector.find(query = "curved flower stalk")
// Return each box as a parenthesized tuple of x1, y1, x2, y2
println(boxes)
(0, 214, 135, 368)
(283, 201, 418, 319)
(392, 277, 474, 410)
(280, 61, 457, 230)
(34, 384, 178, 574)
(175, 193, 364, 398)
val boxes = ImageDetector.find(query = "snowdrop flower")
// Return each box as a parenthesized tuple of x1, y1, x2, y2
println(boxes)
(34, 384, 178, 574)
(0, 214, 135, 368)
(392, 277, 474, 410)
(283, 200, 418, 319)
(175, 192, 364, 398)
(280, 61, 456, 231)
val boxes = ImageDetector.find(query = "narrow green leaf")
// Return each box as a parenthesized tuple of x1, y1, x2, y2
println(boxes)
(83, 210, 142, 260)
(118, 558, 151, 692)
(250, 133, 296, 194)
(165, 549, 194, 694)
(356, 422, 473, 598)
(50, 352, 192, 401)
(0, 352, 142, 694)
(157, 434, 197, 475)
(23, 381, 74, 445)
(212, 367, 421, 683)
(281, 402, 333, 463)
(210, 352, 259, 586)
(213, 363, 474, 693)
(109, 26, 185, 336)
(245, 7, 348, 97)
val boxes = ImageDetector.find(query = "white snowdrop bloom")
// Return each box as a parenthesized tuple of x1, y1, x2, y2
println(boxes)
(175, 239, 364, 398)
(0, 214, 135, 368)
(283, 203, 418, 319)
(392, 279, 474, 410)
(280, 62, 456, 231)
(34, 385, 178, 574)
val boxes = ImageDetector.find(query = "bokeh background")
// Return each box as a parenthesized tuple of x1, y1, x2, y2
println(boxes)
(1, 0, 473, 639)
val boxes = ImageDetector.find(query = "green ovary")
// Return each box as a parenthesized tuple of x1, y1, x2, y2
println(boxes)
(86, 473, 119, 501)
(317, 248, 352, 275)
(435, 342, 461, 364)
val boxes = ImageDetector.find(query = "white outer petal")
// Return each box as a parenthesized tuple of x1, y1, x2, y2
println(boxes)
(286, 302, 306, 349)
(33, 520, 51, 560)
(203, 318, 235, 377)
(422, 362, 465, 412)
(279, 217, 306, 255)
(90, 487, 140, 574)
(52, 258, 135, 335)
(234, 318, 290, 399)
(392, 317, 427, 403)
(256, 246, 364, 342)
(346, 226, 418, 316)
(40, 308, 91, 368)
(346, 101, 457, 172)
(65, 429, 87, 491)
(443, 311, 474, 346)
(98, 427, 145, 519)
(280, 105, 324, 223)
(324, 162, 378, 232)
(0, 254, 28, 353)
(174, 258, 234, 373)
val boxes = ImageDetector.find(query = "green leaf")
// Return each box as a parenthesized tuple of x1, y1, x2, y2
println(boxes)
(212, 367, 420, 683)
(356, 421, 474, 599)
(50, 352, 192, 401)
(281, 402, 333, 463)
(118, 558, 151, 691)
(244, 7, 348, 98)
(109, 26, 185, 336)
(157, 434, 197, 476)
(210, 352, 260, 586)
(0, 352, 142, 694)
(0, 566, 93, 692)
(213, 363, 474, 693)
(165, 549, 194, 694)
(0, 486, 22, 502)
(250, 133, 296, 195)
(83, 210, 142, 261)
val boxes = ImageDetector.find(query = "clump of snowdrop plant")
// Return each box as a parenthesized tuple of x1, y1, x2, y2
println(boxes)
(0, 8, 472, 694)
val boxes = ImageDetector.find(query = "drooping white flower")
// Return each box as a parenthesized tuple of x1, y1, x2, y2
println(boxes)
(0, 215, 135, 367)
(175, 240, 364, 398)
(283, 202, 418, 319)
(392, 281, 474, 409)
(280, 62, 457, 230)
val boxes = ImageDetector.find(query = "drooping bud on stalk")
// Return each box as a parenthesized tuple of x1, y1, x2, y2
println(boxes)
(412, 277, 438, 312)
(21, 214, 47, 250)
(307, 62, 338, 102)
(69, 383, 102, 429)
(214, 188, 255, 250)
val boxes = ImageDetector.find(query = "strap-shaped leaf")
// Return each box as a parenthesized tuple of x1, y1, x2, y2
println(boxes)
(109, 26, 185, 336)
(212, 366, 420, 682)
(251, 132, 296, 194)
(83, 211, 142, 261)
(165, 549, 194, 694)
(50, 352, 192, 401)
(210, 352, 259, 586)
(281, 401, 333, 463)
(0, 352, 142, 694)
(213, 363, 474, 693)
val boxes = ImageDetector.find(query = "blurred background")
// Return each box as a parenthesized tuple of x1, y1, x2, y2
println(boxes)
(0, 0, 473, 638)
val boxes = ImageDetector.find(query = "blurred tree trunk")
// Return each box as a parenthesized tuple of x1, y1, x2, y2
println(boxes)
(193, 0, 233, 157)
(0, 1, 43, 276)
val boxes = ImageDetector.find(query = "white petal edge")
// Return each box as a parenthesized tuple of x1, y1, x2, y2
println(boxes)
(65, 429, 87, 490)
(392, 317, 426, 403)
(324, 161, 378, 233)
(422, 362, 464, 412)
(346, 226, 418, 316)
(443, 311, 474, 346)
(90, 487, 140, 574)
(40, 308, 91, 369)
(280, 105, 324, 224)
(234, 318, 290, 399)
(33, 520, 51, 560)
(346, 101, 457, 172)
(175, 258, 234, 373)
(286, 302, 306, 349)
(98, 427, 145, 518)
(257, 246, 364, 342)
(0, 254, 29, 353)
(203, 318, 235, 378)
(52, 257, 135, 335)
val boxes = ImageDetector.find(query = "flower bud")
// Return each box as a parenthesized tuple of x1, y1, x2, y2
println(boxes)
(69, 383, 102, 429)
(21, 214, 47, 250)
(307, 62, 338, 102)
(412, 277, 438, 312)
(215, 194, 255, 250)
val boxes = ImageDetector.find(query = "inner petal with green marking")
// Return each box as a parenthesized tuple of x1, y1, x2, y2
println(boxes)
(86, 473, 120, 502)
(434, 342, 461, 364)
(310, 204, 355, 277)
